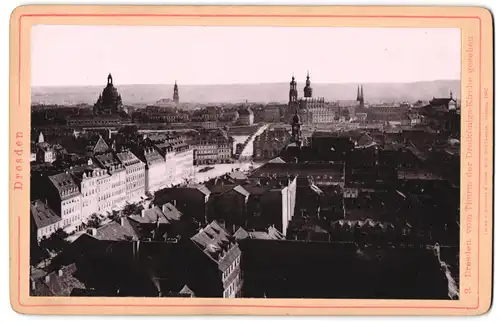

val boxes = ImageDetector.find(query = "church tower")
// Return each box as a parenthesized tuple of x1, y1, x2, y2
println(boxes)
(357, 85, 365, 108)
(291, 109, 302, 146)
(289, 75, 298, 103)
(303, 72, 313, 98)
(107, 73, 113, 86)
(173, 81, 179, 104)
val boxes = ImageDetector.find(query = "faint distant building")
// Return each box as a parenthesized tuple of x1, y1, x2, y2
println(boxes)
(263, 104, 282, 122)
(30, 200, 63, 241)
(191, 130, 233, 165)
(429, 90, 458, 111)
(237, 107, 254, 125)
(173, 81, 180, 104)
(253, 127, 291, 161)
(93, 73, 124, 115)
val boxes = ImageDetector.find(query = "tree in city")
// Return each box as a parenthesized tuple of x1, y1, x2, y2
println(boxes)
(39, 228, 70, 254)
(86, 213, 101, 228)
(122, 203, 142, 216)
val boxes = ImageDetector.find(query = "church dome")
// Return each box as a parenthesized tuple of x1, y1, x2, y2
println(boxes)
(94, 74, 123, 114)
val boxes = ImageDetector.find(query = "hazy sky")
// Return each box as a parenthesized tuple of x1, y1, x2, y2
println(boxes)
(31, 25, 460, 87)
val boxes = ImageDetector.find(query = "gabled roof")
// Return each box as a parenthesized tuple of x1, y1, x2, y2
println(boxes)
(130, 207, 169, 225)
(31, 263, 85, 296)
(47, 172, 80, 199)
(268, 157, 286, 163)
(227, 170, 248, 181)
(31, 200, 62, 229)
(190, 221, 240, 270)
(233, 185, 251, 198)
(91, 218, 139, 241)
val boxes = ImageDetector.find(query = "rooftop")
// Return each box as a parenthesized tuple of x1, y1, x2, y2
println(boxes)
(30, 200, 62, 229)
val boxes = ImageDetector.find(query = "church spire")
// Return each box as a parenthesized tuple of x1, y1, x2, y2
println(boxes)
(289, 74, 298, 103)
(173, 81, 179, 104)
(107, 73, 113, 85)
(356, 85, 360, 101)
(358, 85, 365, 108)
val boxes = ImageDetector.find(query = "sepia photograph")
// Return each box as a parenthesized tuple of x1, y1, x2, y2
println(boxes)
(29, 25, 461, 300)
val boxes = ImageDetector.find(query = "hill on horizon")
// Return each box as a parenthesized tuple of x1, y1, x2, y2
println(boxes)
(31, 80, 460, 107)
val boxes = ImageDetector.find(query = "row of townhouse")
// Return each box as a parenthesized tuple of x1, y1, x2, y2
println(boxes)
(31, 137, 196, 241)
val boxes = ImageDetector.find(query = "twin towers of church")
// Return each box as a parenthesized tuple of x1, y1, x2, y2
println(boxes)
(288, 72, 312, 103)
(288, 73, 365, 108)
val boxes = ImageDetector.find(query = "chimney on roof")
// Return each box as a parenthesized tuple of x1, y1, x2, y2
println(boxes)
(31, 280, 36, 291)
(57, 269, 63, 277)
(120, 217, 126, 226)
(141, 209, 146, 218)
(44, 275, 50, 283)
(91, 228, 97, 236)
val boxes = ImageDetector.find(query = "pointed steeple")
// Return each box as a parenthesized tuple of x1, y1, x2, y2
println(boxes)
(173, 80, 179, 103)
(356, 85, 360, 101)
(107, 73, 113, 85)
(38, 132, 44, 144)
(289, 74, 298, 103)
(450, 89, 453, 99)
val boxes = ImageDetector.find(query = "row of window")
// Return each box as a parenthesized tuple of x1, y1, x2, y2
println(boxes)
(222, 255, 241, 281)
(223, 273, 241, 298)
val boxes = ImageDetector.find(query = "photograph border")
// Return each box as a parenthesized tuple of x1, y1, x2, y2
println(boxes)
(9, 5, 493, 316)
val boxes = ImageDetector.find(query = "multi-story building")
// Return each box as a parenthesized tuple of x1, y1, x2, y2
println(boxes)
(116, 151, 146, 202)
(153, 142, 176, 187)
(47, 172, 83, 231)
(237, 107, 254, 125)
(189, 221, 243, 298)
(94, 153, 127, 209)
(69, 161, 111, 222)
(146, 134, 194, 185)
(167, 139, 194, 185)
(209, 177, 297, 235)
(263, 104, 283, 122)
(30, 200, 63, 241)
(191, 130, 233, 165)
(140, 147, 167, 193)
(253, 127, 291, 161)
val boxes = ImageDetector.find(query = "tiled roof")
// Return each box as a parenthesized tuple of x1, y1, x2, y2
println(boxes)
(162, 203, 183, 221)
(91, 218, 139, 241)
(30, 200, 62, 229)
(116, 151, 143, 167)
(233, 185, 251, 197)
(130, 207, 169, 225)
(190, 221, 240, 270)
(31, 263, 85, 296)
(94, 153, 125, 173)
(48, 172, 80, 199)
